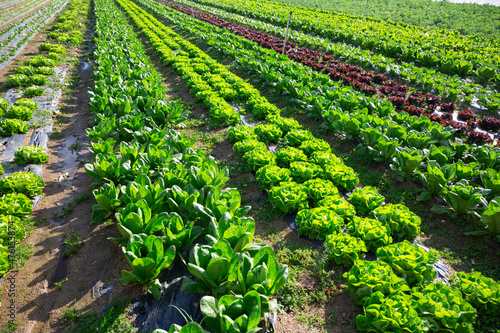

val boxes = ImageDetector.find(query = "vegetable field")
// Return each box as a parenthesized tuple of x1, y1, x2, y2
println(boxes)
(0, 0, 499, 331)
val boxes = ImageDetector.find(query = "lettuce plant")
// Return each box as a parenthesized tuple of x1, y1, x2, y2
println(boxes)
(344, 260, 410, 304)
(201, 291, 262, 333)
(275, 147, 307, 168)
(255, 165, 291, 190)
(0, 193, 33, 217)
(0, 172, 45, 197)
(481, 169, 500, 198)
(347, 216, 392, 251)
(481, 197, 500, 234)
(296, 207, 344, 240)
(284, 128, 313, 147)
(154, 322, 206, 333)
(266, 114, 301, 134)
(289, 161, 322, 183)
(349, 186, 385, 215)
(309, 151, 343, 168)
(371, 204, 421, 240)
(254, 123, 282, 144)
(233, 139, 266, 156)
(453, 271, 500, 315)
(323, 163, 359, 191)
(431, 180, 489, 217)
(7, 74, 29, 87)
(13, 98, 38, 111)
(5, 106, 34, 121)
(356, 291, 423, 332)
(269, 181, 308, 213)
(317, 195, 357, 222)
(24, 55, 57, 67)
(0, 98, 9, 116)
(118, 234, 176, 299)
(299, 138, 331, 156)
(324, 232, 367, 266)
(14, 146, 49, 164)
(242, 148, 276, 172)
(390, 147, 426, 181)
(416, 162, 456, 200)
(0, 215, 25, 247)
(228, 125, 257, 143)
(411, 283, 476, 332)
(29, 74, 49, 86)
(303, 178, 338, 203)
(24, 86, 45, 97)
(0, 119, 29, 137)
(376, 241, 437, 287)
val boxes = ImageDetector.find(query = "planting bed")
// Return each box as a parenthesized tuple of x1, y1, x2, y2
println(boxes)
(0, 0, 498, 332)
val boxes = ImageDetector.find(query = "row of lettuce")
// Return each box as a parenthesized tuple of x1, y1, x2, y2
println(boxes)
(0, 0, 47, 26)
(161, 0, 499, 141)
(96, 0, 500, 331)
(182, 0, 500, 87)
(0, 0, 71, 65)
(169, 0, 499, 112)
(85, 0, 288, 332)
(0, 0, 88, 306)
(142, 0, 500, 237)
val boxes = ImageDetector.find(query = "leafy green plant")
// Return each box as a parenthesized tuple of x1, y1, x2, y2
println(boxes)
(316, 195, 356, 221)
(481, 169, 500, 198)
(255, 165, 291, 190)
(481, 197, 500, 235)
(344, 260, 409, 305)
(323, 163, 359, 191)
(14, 146, 49, 164)
(370, 204, 421, 241)
(349, 186, 385, 215)
(201, 291, 262, 333)
(431, 180, 489, 217)
(453, 271, 500, 315)
(296, 207, 344, 240)
(289, 161, 322, 183)
(118, 234, 176, 299)
(24, 86, 45, 97)
(390, 147, 426, 181)
(376, 241, 437, 287)
(303, 178, 338, 203)
(284, 128, 313, 147)
(7, 74, 29, 87)
(356, 291, 423, 332)
(268, 181, 308, 213)
(411, 283, 476, 332)
(416, 162, 456, 200)
(275, 147, 307, 168)
(0, 171, 45, 197)
(228, 126, 256, 143)
(324, 232, 367, 266)
(5, 106, 34, 121)
(347, 216, 392, 251)
(0, 193, 33, 217)
(0, 119, 29, 137)
(24, 55, 57, 67)
(242, 148, 275, 172)
(298, 138, 331, 156)
(233, 140, 267, 156)
(254, 123, 282, 144)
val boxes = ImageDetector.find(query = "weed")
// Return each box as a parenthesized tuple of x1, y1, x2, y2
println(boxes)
(10, 243, 35, 270)
(62, 308, 83, 322)
(63, 232, 83, 257)
(74, 192, 91, 204)
(51, 127, 64, 139)
(62, 202, 74, 216)
(69, 142, 82, 152)
(67, 299, 134, 333)
(0, 321, 19, 333)
(54, 277, 69, 290)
